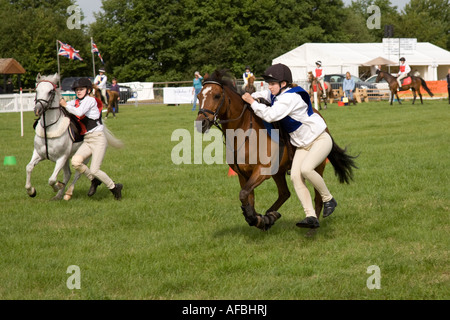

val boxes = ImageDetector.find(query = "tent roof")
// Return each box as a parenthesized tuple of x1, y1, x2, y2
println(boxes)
(362, 56, 397, 66)
(0, 58, 26, 74)
(273, 42, 450, 68)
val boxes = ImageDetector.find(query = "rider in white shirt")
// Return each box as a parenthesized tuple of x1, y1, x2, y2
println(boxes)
(397, 57, 411, 91)
(94, 68, 108, 103)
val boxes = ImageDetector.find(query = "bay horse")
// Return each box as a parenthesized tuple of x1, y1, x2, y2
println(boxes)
(93, 84, 120, 118)
(26, 73, 85, 200)
(376, 70, 433, 105)
(196, 70, 357, 231)
(307, 71, 333, 110)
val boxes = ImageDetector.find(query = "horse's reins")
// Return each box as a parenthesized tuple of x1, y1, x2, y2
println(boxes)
(35, 80, 62, 160)
(197, 81, 253, 177)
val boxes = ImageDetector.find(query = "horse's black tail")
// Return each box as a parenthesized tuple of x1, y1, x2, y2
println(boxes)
(327, 138, 359, 184)
(420, 78, 434, 97)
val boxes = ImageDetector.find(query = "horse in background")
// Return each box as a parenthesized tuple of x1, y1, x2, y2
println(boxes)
(93, 84, 119, 118)
(376, 69, 433, 105)
(307, 71, 333, 110)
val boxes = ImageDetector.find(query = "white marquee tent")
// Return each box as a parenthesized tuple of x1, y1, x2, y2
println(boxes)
(272, 42, 450, 82)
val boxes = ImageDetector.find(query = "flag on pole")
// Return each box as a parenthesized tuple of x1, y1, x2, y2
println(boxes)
(58, 41, 83, 61)
(91, 39, 104, 64)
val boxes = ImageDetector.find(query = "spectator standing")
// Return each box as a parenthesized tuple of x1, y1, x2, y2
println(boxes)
(192, 71, 203, 111)
(343, 72, 356, 105)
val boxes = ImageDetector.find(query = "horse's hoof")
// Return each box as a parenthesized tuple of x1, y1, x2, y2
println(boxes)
(28, 188, 37, 198)
(63, 194, 72, 201)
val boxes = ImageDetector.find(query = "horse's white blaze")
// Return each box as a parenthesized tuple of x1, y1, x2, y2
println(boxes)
(200, 86, 212, 109)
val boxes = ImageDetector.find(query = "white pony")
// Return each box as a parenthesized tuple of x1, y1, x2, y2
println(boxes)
(25, 73, 123, 200)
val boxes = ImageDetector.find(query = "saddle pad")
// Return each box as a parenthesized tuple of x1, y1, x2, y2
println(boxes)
(35, 117, 70, 138)
(313, 83, 327, 92)
(401, 77, 411, 86)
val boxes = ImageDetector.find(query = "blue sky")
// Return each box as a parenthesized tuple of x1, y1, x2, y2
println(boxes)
(76, 0, 411, 24)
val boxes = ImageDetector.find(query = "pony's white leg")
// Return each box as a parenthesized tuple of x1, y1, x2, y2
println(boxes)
(63, 157, 90, 201)
(52, 160, 71, 200)
(25, 150, 44, 197)
(48, 156, 69, 199)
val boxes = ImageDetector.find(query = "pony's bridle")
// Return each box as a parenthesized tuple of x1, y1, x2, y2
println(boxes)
(34, 80, 61, 160)
(35, 80, 59, 113)
(197, 81, 248, 132)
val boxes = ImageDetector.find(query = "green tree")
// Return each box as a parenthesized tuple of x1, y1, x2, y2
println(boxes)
(0, 0, 90, 87)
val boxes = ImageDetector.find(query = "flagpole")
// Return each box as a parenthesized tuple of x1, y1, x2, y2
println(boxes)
(56, 40, 61, 88)
(91, 37, 96, 78)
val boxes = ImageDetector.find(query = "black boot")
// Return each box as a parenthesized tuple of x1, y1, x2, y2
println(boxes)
(323, 198, 337, 218)
(87, 178, 102, 197)
(296, 216, 320, 229)
(110, 183, 123, 200)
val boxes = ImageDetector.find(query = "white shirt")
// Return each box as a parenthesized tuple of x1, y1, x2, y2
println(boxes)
(94, 74, 107, 89)
(65, 96, 104, 133)
(250, 88, 327, 148)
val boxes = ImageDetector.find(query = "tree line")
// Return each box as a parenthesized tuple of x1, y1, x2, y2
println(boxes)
(1, 0, 448, 88)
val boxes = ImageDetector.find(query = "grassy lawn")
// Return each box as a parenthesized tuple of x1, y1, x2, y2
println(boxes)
(0, 99, 448, 300)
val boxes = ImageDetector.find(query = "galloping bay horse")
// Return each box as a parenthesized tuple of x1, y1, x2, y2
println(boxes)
(307, 71, 333, 110)
(376, 70, 433, 105)
(196, 70, 357, 231)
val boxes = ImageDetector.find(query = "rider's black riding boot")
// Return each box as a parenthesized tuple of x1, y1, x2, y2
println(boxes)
(88, 178, 102, 197)
(110, 183, 123, 200)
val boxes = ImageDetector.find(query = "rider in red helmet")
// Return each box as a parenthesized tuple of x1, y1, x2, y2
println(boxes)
(242, 63, 337, 229)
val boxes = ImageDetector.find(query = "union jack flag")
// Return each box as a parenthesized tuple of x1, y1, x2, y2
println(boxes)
(58, 41, 83, 61)
(91, 39, 104, 64)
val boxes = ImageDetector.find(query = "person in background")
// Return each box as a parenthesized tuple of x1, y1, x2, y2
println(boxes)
(106, 78, 120, 117)
(6, 78, 14, 93)
(192, 71, 203, 111)
(397, 57, 411, 91)
(94, 68, 108, 104)
(343, 72, 356, 105)
(314, 61, 326, 99)
(242, 66, 254, 86)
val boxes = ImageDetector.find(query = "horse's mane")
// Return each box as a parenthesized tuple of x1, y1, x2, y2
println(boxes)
(207, 70, 240, 96)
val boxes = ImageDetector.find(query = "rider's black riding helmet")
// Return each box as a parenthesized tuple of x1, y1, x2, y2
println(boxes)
(71, 77, 93, 91)
(262, 63, 293, 85)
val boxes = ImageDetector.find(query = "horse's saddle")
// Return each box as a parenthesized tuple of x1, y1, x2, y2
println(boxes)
(33, 108, 84, 143)
(401, 77, 412, 86)
(313, 83, 328, 92)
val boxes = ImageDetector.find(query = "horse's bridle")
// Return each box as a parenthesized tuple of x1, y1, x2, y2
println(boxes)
(197, 81, 248, 132)
(35, 80, 59, 113)
(35, 80, 62, 159)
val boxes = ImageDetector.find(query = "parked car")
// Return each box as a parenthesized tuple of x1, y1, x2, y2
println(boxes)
(365, 74, 390, 90)
(324, 74, 377, 90)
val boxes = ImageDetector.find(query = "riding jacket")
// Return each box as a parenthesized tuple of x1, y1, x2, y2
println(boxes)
(65, 96, 103, 134)
(315, 67, 324, 80)
(250, 87, 327, 148)
(398, 62, 411, 75)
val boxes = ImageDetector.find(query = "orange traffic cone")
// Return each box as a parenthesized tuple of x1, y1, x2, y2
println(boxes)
(228, 167, 237, 176)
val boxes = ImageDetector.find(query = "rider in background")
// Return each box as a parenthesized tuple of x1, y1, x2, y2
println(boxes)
(60, 77, 123, 200)
(242, 66, 254, 86)
(397, 57, 411, 91)
(241, 63, 338, 229)
(314, 61, 326, 99)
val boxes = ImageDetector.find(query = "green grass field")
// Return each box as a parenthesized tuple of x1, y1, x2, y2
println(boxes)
(0, 99, 448, 300)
